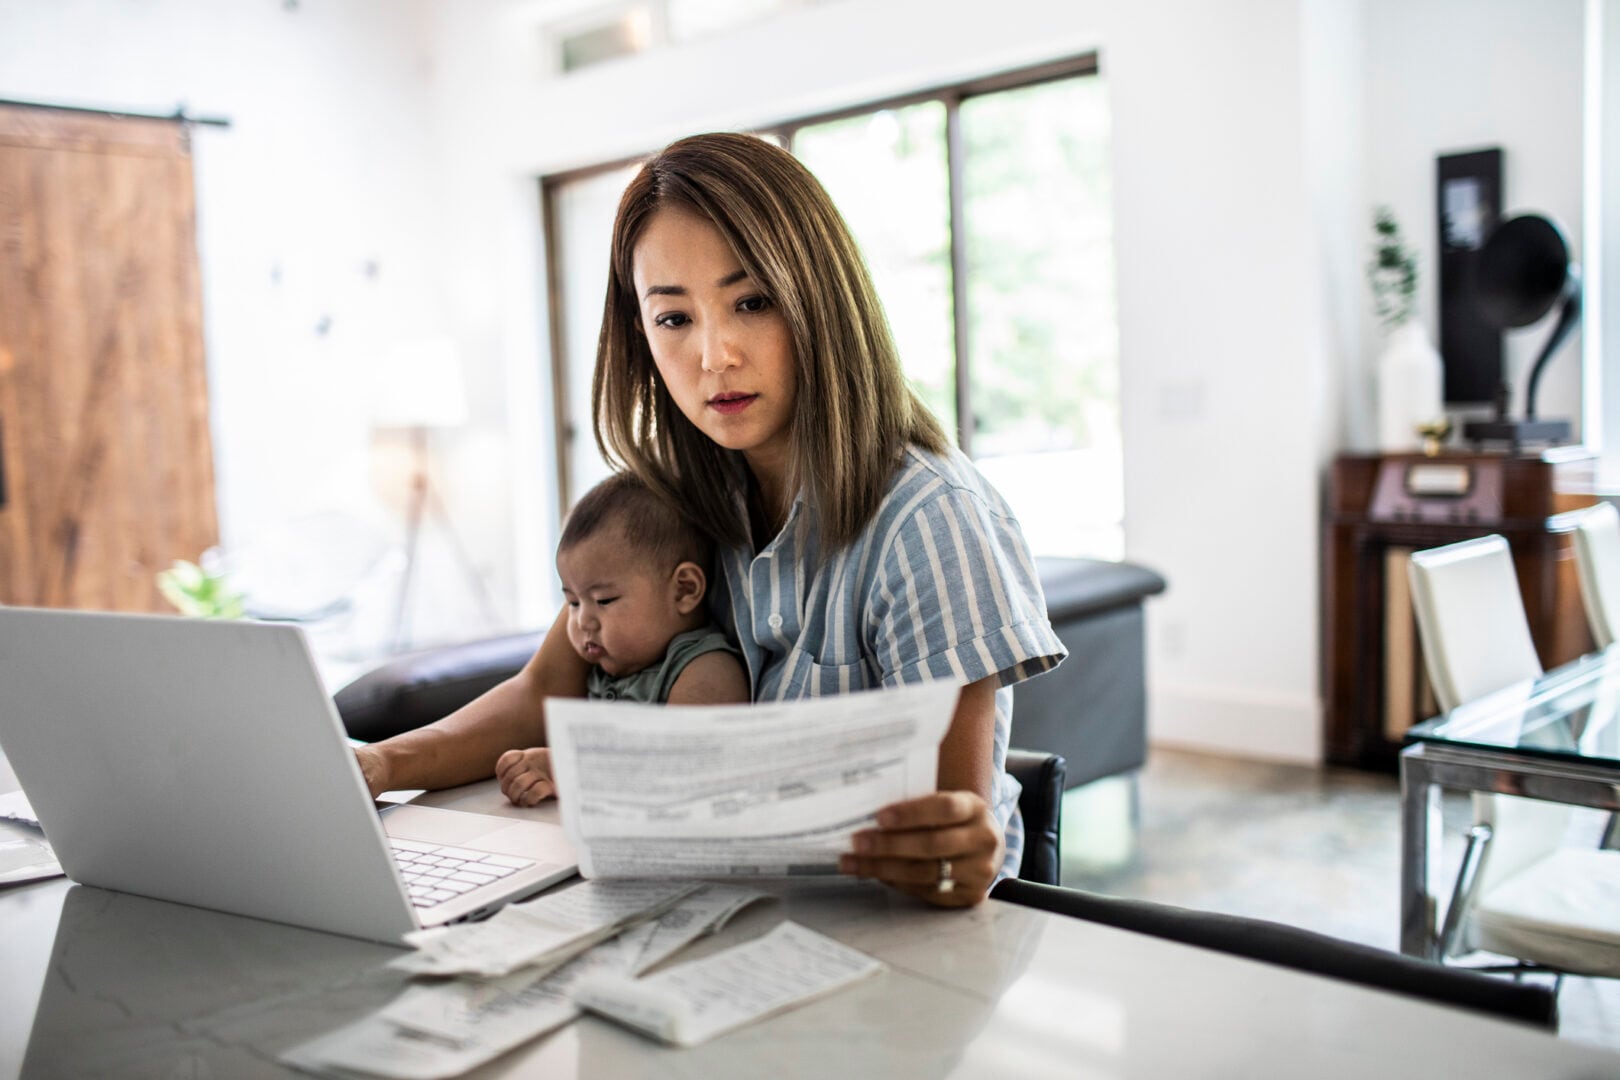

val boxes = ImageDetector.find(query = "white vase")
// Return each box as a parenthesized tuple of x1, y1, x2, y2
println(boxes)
(1376, 322, 1444, 452)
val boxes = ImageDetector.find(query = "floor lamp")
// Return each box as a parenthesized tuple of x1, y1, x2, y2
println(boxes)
(372, 338, 498, 652)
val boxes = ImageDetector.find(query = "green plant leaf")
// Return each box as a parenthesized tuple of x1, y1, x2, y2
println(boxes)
(156, 560, 245, 620)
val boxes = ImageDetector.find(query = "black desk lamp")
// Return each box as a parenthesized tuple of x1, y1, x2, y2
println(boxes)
(1463, 213, 1581, 449)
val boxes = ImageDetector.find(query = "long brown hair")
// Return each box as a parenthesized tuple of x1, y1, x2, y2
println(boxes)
(592, 132, 947, 549)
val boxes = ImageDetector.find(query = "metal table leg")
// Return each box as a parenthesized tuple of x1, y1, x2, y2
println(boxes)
(1399, 746, 1443, 959)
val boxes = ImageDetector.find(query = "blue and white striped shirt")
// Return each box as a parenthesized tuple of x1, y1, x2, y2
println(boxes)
(711, 444, 1067, 879)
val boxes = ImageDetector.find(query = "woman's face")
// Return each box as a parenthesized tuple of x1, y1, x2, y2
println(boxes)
(631, 208, 797, 485)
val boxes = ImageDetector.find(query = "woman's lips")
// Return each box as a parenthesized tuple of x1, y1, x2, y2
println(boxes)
(708, 392, 757, 415)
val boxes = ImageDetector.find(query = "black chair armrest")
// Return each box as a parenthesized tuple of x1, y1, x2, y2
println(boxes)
(990, 879, 1558, 1029)
(1005, 749, 1065, 885)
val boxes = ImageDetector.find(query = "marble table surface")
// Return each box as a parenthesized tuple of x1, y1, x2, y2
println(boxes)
(4, 775, 1620, 1079)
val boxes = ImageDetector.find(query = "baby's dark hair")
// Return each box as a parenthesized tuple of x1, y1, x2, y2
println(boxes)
(558, 472, 713, 572)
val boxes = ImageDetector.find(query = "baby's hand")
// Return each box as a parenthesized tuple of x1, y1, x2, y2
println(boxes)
(495, 747, 556, 807)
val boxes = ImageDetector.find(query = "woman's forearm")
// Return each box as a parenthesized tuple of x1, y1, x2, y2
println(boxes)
(367, 672, 551, 791)
(936, 675, 998, 801)
(362, 607, 589, 793)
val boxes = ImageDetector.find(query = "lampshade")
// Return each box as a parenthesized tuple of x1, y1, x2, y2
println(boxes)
(370, 337, 469, 429)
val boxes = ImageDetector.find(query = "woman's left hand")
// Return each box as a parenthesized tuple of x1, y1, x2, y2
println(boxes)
(840, 790, 1004, 907)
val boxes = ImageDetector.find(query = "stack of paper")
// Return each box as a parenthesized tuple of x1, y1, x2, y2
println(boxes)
(281, 883, 771, 1079)
(0, 790, 60, 887)
(390, 879, 699, 978)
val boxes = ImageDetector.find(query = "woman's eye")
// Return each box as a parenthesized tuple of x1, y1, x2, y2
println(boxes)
(738, 295, 772, 314)
(598, 597, 618, 607)
(654, 312, 690, 329)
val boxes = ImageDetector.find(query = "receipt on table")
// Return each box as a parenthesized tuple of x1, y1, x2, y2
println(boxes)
(280, 1002, 578, 1080)
(390, 879, 699, 977)
(0, 789, 40, 828)
(571, 920, 883, 1047)
(619, 883, 770, 975)
(546, 681, 956, 878)
(0, 832, 60, 887)
(284, 884, 779, 1078)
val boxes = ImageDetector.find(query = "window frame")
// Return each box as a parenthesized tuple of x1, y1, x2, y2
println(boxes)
(539, 51, 1102, 514)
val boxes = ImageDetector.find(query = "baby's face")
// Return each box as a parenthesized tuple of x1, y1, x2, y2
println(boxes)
(557, 533, 692, 677)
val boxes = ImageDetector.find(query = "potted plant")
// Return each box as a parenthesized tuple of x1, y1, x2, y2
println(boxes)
(156, 559, 245, 619)
(1368, 206, 1443, 452)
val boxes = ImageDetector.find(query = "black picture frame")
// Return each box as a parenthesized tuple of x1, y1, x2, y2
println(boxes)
(1436, 148, 1504, 406)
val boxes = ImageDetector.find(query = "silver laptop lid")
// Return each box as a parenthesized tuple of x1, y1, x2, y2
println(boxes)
(0, 608, 418, 944)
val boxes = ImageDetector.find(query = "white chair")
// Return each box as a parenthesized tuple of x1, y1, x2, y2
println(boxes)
(1572, 501, 1620, 851)
(1408, 535, 1620, 977)
(1573, 501, 1620, 650)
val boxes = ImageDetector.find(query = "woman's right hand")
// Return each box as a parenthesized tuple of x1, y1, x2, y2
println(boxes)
(496, 747, 557, 806)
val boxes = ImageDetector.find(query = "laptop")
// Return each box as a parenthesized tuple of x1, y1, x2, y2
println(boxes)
(0, 607, 577, 944)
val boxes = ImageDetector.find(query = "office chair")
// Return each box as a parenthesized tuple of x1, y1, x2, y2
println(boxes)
(1408, 535, 1620, 977)
(1005, 750, 1064, 885)
(1573, 501, 1620, 651)
(990, 879, 1557, 1029)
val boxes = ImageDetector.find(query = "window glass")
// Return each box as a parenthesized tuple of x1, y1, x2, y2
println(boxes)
(961, 76, 1121, 557)
(794, 103, 959, 439)
(552, 163, 640, 509)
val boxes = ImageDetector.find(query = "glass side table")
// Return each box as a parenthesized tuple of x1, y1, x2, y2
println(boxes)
(1400, 647, 1620, 958)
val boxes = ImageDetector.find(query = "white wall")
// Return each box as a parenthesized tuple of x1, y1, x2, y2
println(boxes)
(1593, 0, 1620, 486)
(1361, 0, 1587, 437)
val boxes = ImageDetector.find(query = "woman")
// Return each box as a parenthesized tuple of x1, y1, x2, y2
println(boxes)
(358, 133, 1065, 906)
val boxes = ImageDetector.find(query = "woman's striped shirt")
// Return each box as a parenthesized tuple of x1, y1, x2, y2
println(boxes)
(711, 444, 1067, 879)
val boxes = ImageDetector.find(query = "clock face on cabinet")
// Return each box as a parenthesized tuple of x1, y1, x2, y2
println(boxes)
(1404, 463, 1472, 498)
(1369, 460, 1501, 526)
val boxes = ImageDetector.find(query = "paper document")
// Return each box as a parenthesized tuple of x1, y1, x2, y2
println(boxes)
(612, 883, 769, 976)
(380, 884, 767, 1044)
(0, 791, 59, 886)
(0, 832, 61, 887)
(283, 884, 774, 1079)
(0, 789, 40, 828)
(390, 879, 699, 977)
(571, 920, 883, 1047)
(547, 681, 957, 878)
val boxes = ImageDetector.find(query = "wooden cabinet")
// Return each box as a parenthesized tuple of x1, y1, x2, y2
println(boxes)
(1322, 450, 1597, 770)
(0, 103, 218, 611)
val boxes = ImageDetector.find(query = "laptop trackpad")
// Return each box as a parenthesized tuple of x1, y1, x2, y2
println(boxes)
(382, 804, 522, 845)
(380, 804, 573, 859)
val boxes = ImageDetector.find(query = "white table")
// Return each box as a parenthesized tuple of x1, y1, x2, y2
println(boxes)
(4, 776, 1619, 1079)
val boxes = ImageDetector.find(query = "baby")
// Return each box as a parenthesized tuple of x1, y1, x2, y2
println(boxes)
(497, 472, 748, 805)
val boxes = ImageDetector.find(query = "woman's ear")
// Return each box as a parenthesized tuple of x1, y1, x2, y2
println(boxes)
(671, 561, 707, 614)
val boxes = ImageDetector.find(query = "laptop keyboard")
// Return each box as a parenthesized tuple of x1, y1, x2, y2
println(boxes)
(389, 838, 535, 910)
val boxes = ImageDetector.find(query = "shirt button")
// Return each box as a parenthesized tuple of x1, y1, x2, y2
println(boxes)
(602, 689, 616, 700)
(767, 613, 783, 630)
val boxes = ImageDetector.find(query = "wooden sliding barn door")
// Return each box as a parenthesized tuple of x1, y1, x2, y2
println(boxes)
(0, 104, 218, 611)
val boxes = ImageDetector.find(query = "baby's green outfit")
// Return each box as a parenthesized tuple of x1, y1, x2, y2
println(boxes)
(585, 626, 742, 703)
